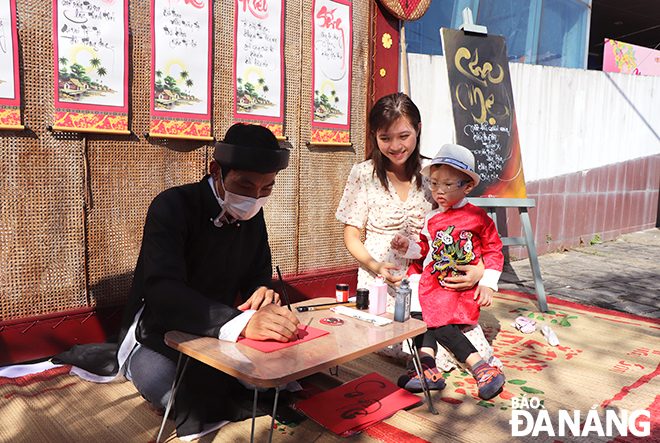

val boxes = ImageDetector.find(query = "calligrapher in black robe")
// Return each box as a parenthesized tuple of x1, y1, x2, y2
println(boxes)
(55, 123, 298, 437)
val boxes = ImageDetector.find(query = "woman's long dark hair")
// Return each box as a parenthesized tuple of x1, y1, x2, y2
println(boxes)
(366, 92, 422, 190)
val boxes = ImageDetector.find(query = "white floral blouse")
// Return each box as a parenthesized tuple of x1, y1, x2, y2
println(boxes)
(335, 159, 435, 306)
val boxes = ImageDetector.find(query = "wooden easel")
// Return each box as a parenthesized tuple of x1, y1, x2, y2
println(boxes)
(451, 10, 547, 312)
(469, 198, 548, 312)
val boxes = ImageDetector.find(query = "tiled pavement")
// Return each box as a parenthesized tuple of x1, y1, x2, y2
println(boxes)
(499, 228, 660, 318)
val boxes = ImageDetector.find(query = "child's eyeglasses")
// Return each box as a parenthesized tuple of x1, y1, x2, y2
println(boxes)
(429, 180, 468, 192)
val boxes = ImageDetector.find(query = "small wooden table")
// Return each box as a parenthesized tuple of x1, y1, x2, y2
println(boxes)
(156, 298, 433, 442)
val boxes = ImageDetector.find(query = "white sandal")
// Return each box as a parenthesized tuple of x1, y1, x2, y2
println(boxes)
(541, 323, 560, 346)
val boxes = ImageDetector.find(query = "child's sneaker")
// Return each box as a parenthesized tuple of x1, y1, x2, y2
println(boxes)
(474, 363, 505, 400)
(397, 365, 445, 393)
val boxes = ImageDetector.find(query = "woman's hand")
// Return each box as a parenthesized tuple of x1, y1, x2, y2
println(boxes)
(376, 262, 404, 285)
(443, 260, 485, 291)
(343, 224, 404, 285)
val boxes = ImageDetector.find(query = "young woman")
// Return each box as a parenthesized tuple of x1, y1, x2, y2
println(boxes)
(336, 92, 487, 364)
(336, 92, 481, 300)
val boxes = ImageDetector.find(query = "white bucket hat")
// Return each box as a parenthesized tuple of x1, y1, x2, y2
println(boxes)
(421, 144, 480, 187)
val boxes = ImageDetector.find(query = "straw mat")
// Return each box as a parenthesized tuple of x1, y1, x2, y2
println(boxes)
(1, 291, 658, 443)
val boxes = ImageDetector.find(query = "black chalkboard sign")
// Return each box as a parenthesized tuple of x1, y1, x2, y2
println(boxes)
(441, 28, 527, 198)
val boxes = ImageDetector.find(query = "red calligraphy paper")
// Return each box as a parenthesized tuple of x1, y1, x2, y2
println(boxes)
(295, 372, 421, 434)
(237, 325, 328, 353)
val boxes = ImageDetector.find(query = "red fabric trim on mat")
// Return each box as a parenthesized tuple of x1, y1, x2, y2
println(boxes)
(363, 421, 432, 443)
(593, 316, 647, 326)
(601, 361, 660, 408)
(497, 290, 660, 326)
(0, 365, 71, 388)
(4, 382, 77, 399)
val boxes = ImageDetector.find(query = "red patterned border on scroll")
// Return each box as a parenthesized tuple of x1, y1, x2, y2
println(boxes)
(149, 0, 213, 140)
(234, 120, 283, 138)
(54, 111, 128, 132)
(53, 0, 129, 133)
(311, 128, 350, 144)
(262, 123, 283, 138)
(0, 109, 21, 127)
(149, 119, 211, 138)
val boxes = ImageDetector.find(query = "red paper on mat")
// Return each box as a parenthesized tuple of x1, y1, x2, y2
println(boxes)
(237, 325, 328, 353)
(295, 372, 422, 434)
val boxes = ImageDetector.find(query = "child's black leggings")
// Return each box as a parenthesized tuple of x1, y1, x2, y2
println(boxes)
(412, 312, 478, 363)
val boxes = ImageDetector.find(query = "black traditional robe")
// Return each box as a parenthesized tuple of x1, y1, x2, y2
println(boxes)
(129, 175, 272, 360)
(55, 175, 275, 436)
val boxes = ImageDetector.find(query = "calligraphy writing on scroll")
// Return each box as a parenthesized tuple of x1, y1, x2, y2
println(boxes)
(56, 0, 126, 107)
(152, 0, 210, 116)
(161, 7, 200, 49)
(53, 0, 129, 132)
(238, 0, 268, 20)
(234, 0, 283, 127)
(149, 0, 212, 138)
(240, 20, 277, 68)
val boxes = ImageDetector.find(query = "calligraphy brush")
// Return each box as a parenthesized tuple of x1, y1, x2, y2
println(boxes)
(276, 266, 300, 340)
(297, 302, 356, 312)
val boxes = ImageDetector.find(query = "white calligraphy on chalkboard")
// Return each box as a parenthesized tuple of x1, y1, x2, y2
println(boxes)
(442, 28, 527, 197)
(454, 47, 511, 184)
(464, 122, 510, 183)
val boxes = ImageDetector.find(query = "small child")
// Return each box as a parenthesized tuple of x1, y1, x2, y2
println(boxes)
(390, 144, 506, 400)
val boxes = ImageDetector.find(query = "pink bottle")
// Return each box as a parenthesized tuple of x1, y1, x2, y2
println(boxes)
(369, 275, 387, 315)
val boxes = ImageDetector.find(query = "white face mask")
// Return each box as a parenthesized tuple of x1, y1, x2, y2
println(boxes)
(217, 174, 269, 221)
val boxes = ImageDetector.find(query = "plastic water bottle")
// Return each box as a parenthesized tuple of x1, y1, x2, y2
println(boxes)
(394, 278, 411, 322)
(369, 275, 387, 315)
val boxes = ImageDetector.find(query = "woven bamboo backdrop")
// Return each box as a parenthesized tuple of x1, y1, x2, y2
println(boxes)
(0, 0, 369, 321)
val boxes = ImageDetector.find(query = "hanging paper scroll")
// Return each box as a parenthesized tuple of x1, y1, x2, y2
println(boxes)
(441, 28, 526, 198)
(149, 0, 212, 140)
(0, 0, 21, 130)
(53, 0, 129, 134)
(233, 0, 284, 139)
(311, 0, 352, 146)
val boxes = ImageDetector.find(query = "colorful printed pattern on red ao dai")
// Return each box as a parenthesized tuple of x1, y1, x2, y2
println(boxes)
(416, 203, 503, 328)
